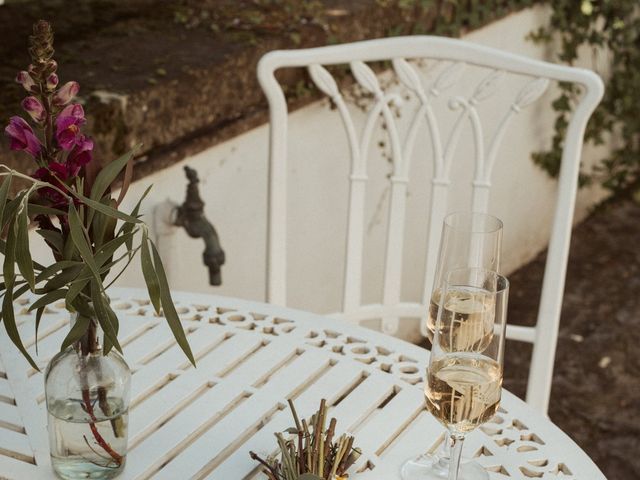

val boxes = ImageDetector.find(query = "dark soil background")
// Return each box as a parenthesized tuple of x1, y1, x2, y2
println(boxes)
(503, 197, 640, 480)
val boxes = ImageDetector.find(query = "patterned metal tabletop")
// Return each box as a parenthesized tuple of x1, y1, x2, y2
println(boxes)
(0, 288, 604, 479)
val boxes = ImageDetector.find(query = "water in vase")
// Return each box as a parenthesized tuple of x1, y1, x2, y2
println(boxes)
(48, 396, 128, 479)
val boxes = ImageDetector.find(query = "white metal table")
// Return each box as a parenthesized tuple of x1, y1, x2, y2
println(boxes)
(0, 288, 605, 479)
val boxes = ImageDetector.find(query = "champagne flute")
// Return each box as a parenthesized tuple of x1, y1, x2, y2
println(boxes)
(402, 212, 503, 479)
(426, 212, 503, 342)
(427, 268, 508, 480)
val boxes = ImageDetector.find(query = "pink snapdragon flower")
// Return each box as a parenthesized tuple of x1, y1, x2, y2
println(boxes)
(15, 71, 35, 92)
(66, 135, 93, 175)
(52, 81, 79, 106)
(22, 96, 46, 123)
(46, 73, 59, 91)
(55, 104, 85, 150)
(4, 116, 41, 157)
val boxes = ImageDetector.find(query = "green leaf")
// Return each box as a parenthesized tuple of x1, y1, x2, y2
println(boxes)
(60, 314, 90, 352)
(65, 277, 90, 308)
(34, 306, 44, 355)
(76, 193, 142, 225)
(36, 229, 65, 254)
(149, 240, 195, 366)
(15, 205, 35, 291)
(29, 289, 68, 312)
(141, 231, 161, 314)
(121, 184, 152, 252)
(27, 204, 66, 216)
(40, 265, 84, 294)
(2, 191, 26, 229)
(91, 281, 121, 354)
(68, 203, 101, 282)
(1, 220, 38, 369)
(0, 173, 12, 229)
(90, 147, 139, 203)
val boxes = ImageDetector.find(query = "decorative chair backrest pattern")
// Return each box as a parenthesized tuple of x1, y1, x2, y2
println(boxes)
(257, 36, 603, 414)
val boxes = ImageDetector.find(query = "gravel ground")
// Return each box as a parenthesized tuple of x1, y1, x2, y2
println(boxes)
(503, 197, 640, 480)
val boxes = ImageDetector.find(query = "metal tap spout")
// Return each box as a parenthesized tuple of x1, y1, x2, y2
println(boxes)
(174, 166, 225, 286)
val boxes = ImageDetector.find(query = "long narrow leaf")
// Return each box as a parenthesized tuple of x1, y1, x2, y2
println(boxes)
(29, 289, 68, 312)
(91, 282, 121, 354)
(34, 306, 44, 355)
(141, 231, 161, 314)
(90, 147, 139, 203)
(28, 204, 66, 216)
(121, 184, 152, 253)
(0, 173, 12, 228)
(36, 229, 64, 254)
(15, 205, 35, 291)
(149, 240, 195, 365)
(76, 192, 142, 225)
(2, 191, 26, 230)
(1, 220, 38, 369)
(68, 203, 101, 282)
(60, 314, 89, 351)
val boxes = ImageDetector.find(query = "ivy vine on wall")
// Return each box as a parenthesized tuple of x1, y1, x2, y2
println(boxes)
(529, 1, 639, 195)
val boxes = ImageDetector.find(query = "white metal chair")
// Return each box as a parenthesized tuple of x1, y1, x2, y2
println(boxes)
(257, 36, 603, 414)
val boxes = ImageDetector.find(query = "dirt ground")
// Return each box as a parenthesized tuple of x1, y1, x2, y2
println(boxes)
(503, 197, 640, 480)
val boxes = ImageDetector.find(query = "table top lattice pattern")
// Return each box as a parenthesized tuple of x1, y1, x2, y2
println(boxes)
(0, 288, 604, 479)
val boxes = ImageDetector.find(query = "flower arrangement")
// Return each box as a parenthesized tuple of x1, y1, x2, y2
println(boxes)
(1, 20, 194, 478)
(250, 399, 362, 480)
(1, 19, 194, 366)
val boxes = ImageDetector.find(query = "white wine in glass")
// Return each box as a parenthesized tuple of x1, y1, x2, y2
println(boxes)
(429, 268, 508, 480)
(426, 212, 502, 343)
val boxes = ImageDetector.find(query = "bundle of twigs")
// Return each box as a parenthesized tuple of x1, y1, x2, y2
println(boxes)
(250, 399, 362, 480)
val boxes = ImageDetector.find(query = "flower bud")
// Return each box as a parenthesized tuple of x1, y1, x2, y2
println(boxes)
(15, 71, 35, 92)
(22, 96, 45, 123)
(46, 73, 59, 90)
(52, 81, 79, 106)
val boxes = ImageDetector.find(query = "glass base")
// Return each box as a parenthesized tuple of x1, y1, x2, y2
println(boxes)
(401, 453, 489, 480)
(51, 456, 125, 479)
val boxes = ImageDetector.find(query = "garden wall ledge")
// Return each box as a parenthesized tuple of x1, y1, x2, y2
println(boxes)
(0, 0, 534, 182)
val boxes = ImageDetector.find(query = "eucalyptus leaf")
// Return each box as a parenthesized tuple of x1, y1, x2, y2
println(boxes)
(29, 289, 68, 312)
(36, 229, 64, 254)
(34, 306, 44, 355)
(68, 203, 101, 282)
(1, 220, 38, 369)
(0, 173, 12, 229)
(91, 281, 122, 354)
(121, 184, 152, 253)
(141, 231, 161, 314)
(60, 313, 89, 352)
(90, 147, 139, 203)
(149, 240, 195, 365)
(15, 205, 35, 291)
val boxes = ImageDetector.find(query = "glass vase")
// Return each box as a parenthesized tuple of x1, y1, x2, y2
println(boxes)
(45, 314, 131, 480)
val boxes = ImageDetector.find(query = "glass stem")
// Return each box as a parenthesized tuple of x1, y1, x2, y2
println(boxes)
(448, 434, 465, 480)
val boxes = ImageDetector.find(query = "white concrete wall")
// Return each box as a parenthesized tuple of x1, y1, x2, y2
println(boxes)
(29, 6, 609, 328)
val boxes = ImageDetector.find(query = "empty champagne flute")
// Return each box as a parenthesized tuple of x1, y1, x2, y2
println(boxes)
(426, 268, 508, 480)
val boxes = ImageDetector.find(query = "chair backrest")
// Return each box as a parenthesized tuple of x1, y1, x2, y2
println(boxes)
(257, 36, 603, 414)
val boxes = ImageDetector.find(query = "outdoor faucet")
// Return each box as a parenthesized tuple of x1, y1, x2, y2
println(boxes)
(173, 166, 225, 286)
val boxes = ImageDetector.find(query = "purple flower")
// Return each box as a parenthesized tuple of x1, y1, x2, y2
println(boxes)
(32, 162, 69, 206)
(4, 116, 41, 157)
(15, 71, 35, 92)
(55, 104, 85, 150)
(66, 135, 93, 175)
(52, 81, 79, 106)
(46, 73, 59, 90)
(22, 96, 45, 123)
